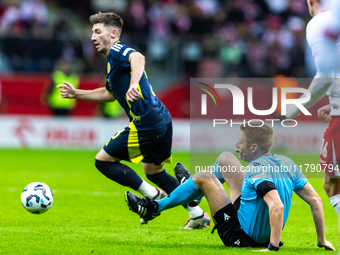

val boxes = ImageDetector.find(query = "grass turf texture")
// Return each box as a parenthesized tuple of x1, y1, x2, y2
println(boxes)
(0, 149, 338, 255)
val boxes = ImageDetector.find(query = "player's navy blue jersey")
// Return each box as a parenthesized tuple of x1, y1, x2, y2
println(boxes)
(105, 41, 172, 130)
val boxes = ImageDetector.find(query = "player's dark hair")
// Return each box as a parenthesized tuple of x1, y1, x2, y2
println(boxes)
(240, 120, 274, 153)
(89, 12, 123, 35)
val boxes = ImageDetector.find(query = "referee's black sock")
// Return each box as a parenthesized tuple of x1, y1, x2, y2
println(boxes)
(95, 159, 143, 190)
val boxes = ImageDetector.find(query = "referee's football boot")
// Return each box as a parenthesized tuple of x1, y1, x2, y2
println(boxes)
(125, 191, 160, 222)
(153, 188, 167, 200)
(174, 162, 202, 205)
(181, 211, 211, 229)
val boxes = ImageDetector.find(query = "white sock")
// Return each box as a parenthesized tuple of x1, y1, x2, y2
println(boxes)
(137, 181, 158, 199)
(330, 194, 340, 218)
(186, 205, 204, 219)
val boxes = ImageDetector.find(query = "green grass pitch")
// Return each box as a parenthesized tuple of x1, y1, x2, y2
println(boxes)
(0, 149, 338, 255)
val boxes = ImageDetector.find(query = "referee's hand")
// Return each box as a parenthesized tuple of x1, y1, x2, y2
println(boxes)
(317, 240, 335, 251)
(253, 248, 272, 252)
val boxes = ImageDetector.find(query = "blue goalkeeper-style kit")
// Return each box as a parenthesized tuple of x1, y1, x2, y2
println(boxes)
(155, 153, 308, 247)
(103, 41, 172, 165)
(237, 154, 307, 243)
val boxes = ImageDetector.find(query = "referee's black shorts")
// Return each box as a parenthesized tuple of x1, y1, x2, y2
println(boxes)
(213, 196, 268, 248)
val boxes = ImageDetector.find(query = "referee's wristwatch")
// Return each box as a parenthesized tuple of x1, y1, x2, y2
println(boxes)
(268, 242, 280, 251)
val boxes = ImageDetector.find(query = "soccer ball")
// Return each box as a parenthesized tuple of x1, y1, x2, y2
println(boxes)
(21, 182, 54, 214)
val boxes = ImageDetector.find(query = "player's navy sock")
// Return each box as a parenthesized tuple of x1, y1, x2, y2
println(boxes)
(157, 177, 203, 213)
(95, 159, 142, 190)
(147, 170, 199, 209)
(146, 170, 179, 194)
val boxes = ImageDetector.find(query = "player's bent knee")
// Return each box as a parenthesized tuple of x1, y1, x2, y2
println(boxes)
(193, 171, 215, 179)
(95, 148, 119, 162)
(323, 174, 338, 186)
(219, 151, 234, 159)
(95, 159, 123, 174)
(95, 159, 111, 175)
(192, 171, 217, 188)
(94, 159, 122, 177)
(143, 163, 164, 175)
(218, 151, 238, 166)
(323, 175, 339, 197)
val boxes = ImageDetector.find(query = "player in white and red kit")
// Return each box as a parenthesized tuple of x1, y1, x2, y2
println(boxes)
(316, 0, 340, 72)
(287, 0, 340, 219)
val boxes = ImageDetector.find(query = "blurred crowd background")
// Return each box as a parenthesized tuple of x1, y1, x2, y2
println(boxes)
(0, 0, 316, 90)
(0, 0, 327, 151)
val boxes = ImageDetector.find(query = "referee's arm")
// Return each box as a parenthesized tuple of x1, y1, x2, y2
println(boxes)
(263, 189, 284, 248)
(295, 182, 335, 250)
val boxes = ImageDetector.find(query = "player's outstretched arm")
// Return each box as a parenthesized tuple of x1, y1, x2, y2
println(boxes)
(57, 82, 116, 103)
(295, 182, 335, 251)
(286, 77, 332, 119)
(317, 104, 331, 122)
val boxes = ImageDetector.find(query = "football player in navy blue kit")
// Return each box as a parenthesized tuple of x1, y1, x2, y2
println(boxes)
(57, 12, 209, 228)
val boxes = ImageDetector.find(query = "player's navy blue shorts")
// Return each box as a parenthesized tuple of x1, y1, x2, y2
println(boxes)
(103, 121, 172, 165)
(213, 196, 268, 248)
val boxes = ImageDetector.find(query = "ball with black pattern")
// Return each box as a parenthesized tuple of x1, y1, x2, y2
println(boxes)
(21, 182, 54, 214)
